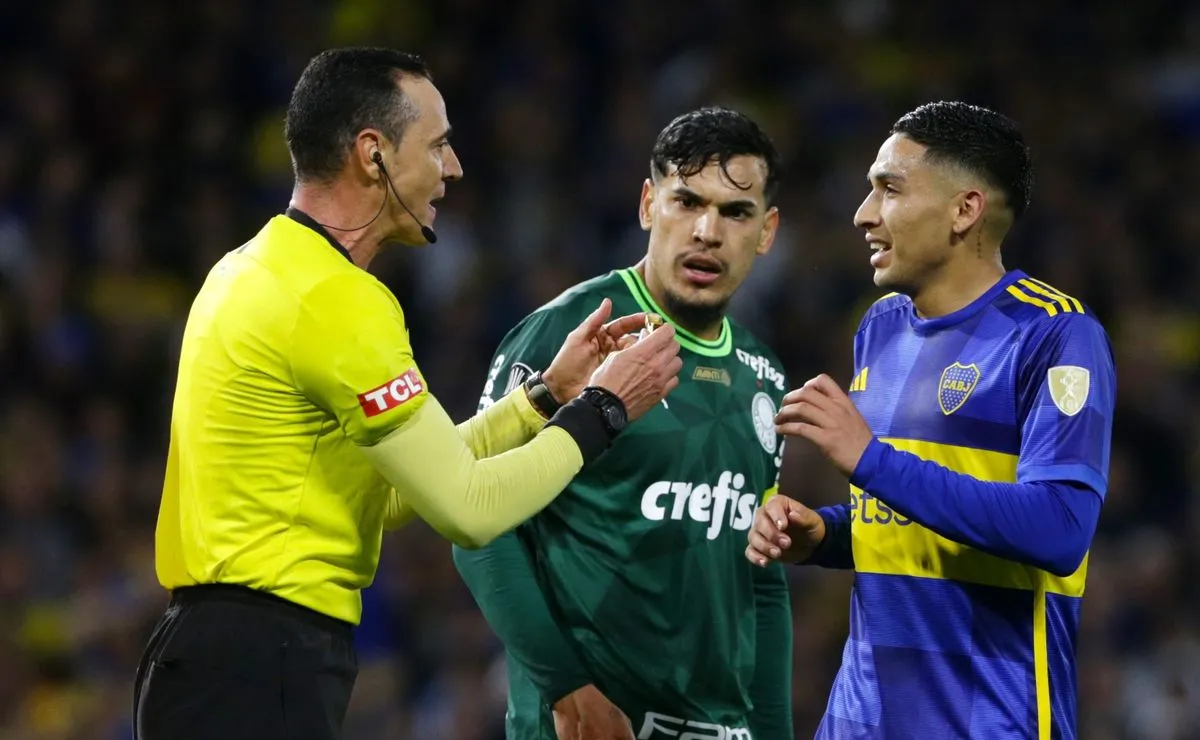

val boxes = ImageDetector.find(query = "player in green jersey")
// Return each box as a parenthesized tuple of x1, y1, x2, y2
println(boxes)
(454, 106, 792, 740)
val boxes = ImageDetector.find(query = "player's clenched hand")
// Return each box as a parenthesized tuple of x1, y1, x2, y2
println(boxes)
(588, 322, 682, 421)
(746, 493, 826, 566)
(543, 299, 651, 402)
(775, 373, 875, 477)
(552, 685, 635, 740)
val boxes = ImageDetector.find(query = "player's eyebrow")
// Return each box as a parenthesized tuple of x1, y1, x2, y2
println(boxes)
(869, 169, 905, 185)
(672, 185, 707, 204)
(673, 186, 758, 213)
(431, 126, 453, 144)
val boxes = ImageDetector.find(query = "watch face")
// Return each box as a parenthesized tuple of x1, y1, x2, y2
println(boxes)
(604, 404, 625, 430)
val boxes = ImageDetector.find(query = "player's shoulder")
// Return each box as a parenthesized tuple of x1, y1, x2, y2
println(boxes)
(539, 270, 625, 312)
(727, 317, 785, 370)
(855, 291, 911, 335)
(495, 270, 622, 349)
(997, 273, 1106, 335)
(996, 274, 1114, 378)
(725, 317, 790, 398)
(517, 269, 629, 330)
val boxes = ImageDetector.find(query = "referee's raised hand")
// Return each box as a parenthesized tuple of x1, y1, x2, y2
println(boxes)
(541, 298, 652, 402)
(588, 320, 682, 421)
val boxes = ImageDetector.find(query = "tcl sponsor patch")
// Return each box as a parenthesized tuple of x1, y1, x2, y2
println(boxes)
(358, 369, 425, 417)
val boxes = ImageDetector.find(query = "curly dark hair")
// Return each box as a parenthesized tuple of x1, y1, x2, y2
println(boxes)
(650, 106, 783, 205)
(892, 101, 1034, 219)
(285, 47, 431, 183)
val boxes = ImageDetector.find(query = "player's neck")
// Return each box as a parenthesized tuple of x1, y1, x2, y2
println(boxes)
(290, 184, 387, 269)
(911, 258, 1006, 319)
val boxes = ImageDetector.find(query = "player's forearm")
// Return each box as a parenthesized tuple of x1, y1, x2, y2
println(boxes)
(456, 385, 545, 458)
(806, 503, 854, 569)
(362, 396, 609, 549)
(453, 533, 592, 705)
(853, 439, 1102, 576)
(748, 563, 794, 739)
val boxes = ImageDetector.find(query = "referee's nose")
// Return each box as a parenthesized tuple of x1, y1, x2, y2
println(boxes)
(443, 144, 464, 182)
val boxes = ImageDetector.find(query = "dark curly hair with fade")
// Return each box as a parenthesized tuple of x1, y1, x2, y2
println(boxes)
(285, 47, 431, 183)
(892, 101, 1034, 219)
(650, 106, 783, 205)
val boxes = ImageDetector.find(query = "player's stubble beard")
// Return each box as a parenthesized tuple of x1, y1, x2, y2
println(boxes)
(661, 287, 728, 338)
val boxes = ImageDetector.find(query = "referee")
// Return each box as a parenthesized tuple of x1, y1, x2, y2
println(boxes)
(133, 48, 682, 740)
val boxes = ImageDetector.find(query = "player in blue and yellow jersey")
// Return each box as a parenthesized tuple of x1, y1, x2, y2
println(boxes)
(132, 48, 681, 740)
(747, 102, 1114, 739)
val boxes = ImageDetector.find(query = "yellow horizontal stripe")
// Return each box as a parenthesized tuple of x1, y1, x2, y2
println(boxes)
(1028, 277, 1084, 313)
(850, 437, 1088, 596)
(1019, 279, 1073, 313)
(1006, 285, 1057, 316)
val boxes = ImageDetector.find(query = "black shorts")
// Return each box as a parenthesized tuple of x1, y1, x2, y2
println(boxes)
(133, 584, 358, 740)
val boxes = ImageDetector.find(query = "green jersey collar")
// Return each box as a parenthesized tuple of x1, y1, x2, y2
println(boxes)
(617, 267, 732, 357)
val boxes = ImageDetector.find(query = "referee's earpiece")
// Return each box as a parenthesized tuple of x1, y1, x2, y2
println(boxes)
(366, 148, 439, 244)
(307, 148, 438, 242)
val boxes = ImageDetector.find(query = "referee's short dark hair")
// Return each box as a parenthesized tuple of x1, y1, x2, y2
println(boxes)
(285, 47, 431, 183)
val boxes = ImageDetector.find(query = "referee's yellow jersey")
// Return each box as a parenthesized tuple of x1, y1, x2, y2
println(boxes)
(156, 210, 584, 624)
(156, 211, 430, 623)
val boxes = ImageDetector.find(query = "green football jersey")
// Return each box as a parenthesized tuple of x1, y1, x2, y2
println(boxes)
(475, 268, 792, 738)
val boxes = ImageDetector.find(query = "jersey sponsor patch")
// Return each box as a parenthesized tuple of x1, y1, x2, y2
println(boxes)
(636, 711, 751, 739)
(640, 471, 758, 541)
(1048, 365, 1090, 416)
(735, 348, 785, 391)
(751, 391, 778, 454)
(503, 362, 534, 394)
(692, 366, 732, 386)
(358, 368, 425, 417)
(938, 361, 980, 415)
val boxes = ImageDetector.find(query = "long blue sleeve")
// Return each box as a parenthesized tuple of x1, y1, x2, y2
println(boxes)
(850, 439, 1102, 577)
(807, 504, 854, 569)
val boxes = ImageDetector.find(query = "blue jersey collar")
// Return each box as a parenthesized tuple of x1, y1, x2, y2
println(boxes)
(909, 270, 1025, 333)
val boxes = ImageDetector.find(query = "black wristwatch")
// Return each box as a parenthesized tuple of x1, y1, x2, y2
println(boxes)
(522, 370, 563, 419)
(579, 386, 628, 437)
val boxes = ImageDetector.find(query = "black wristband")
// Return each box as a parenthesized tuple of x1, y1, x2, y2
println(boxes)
(522, 370, 562, 419)
(546, 398, 613, 465)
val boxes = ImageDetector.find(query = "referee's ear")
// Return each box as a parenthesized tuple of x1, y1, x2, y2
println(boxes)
(353, 131, 387, 182)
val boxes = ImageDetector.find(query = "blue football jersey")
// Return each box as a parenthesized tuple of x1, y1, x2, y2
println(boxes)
(818, 271, 1115, 740)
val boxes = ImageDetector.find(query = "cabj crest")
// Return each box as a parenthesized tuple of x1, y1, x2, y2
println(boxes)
(938, 362, 980, 415)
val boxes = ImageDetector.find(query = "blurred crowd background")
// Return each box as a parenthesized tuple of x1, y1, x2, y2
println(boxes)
(1, 0, 1198, 738)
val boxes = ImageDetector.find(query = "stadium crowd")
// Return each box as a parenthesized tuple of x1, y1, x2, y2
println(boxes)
(0, 0, 1197, 737)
